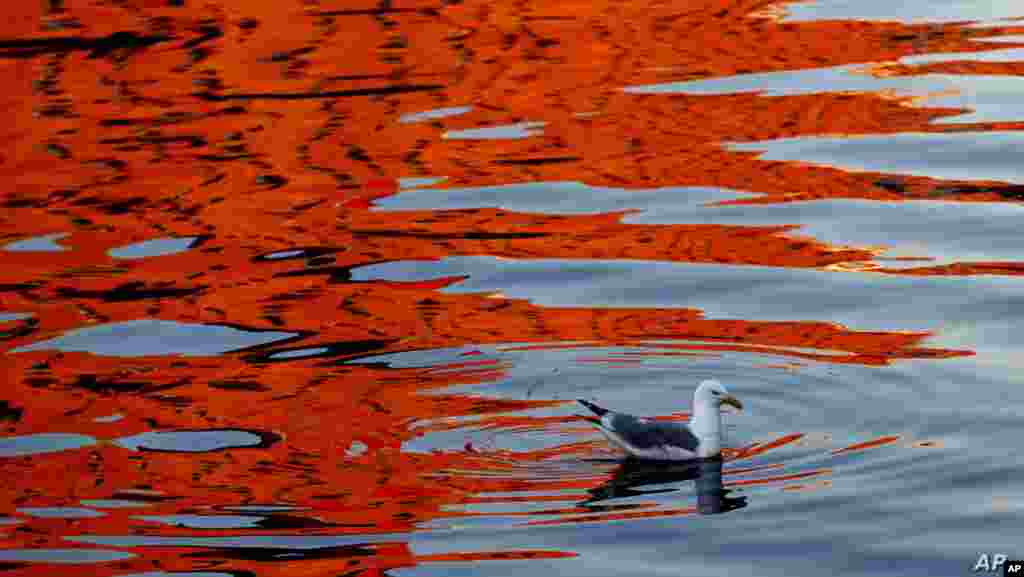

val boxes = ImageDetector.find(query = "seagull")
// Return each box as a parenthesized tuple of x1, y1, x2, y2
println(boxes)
(578, 379, 743, 461)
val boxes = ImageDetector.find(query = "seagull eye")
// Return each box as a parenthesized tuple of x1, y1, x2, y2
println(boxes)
(711, 390, 720, 396)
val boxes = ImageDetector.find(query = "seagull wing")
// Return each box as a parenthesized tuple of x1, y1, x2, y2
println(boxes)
(606, 413, 701, 453)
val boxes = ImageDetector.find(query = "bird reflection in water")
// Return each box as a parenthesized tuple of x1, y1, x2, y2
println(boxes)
(582, 457, 747, 515)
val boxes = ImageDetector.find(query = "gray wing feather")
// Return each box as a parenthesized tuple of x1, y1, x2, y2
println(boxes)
(608, 413, 700, 451)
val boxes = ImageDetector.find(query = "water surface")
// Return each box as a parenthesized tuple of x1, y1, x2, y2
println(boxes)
(1, 0, 1023, 576)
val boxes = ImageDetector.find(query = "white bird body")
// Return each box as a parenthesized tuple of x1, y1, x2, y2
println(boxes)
(579, 380, 743, 461)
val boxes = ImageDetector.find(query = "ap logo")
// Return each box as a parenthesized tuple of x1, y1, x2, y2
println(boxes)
(973, 554, 1023, 575)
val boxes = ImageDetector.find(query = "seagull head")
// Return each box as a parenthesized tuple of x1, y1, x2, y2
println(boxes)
(695, 379, 743, 412)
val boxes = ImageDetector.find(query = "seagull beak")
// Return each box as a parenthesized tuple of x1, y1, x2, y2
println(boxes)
(721, 395, 743, 411)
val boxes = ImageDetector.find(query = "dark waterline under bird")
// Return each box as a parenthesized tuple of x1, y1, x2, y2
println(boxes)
(582, 457, 748, 515)
(579, 380, 743, 461)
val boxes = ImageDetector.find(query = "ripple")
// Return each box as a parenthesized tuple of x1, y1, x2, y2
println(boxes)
(975, 35, 1024, 43)
(10, 319, 298, 357)
(374, 181, 751, 213)
(253, 246, 343, 262)
(729, 132, 1024, 184)
(16, 507, 106, 519)
(781, 0, 1023, 24)
(131, 514, 268, 529)
(0, 549, 135, 563)
(2, 233, 68, 252)
(624, 64, 910, 96)
(65, 534, 398, 549)
(397, 176, 448, 189)
(107, 236, 201, 259)
(399, 105, 472, 124)
(249, 339, 396, 363)
(261, 249, 305, 260)
(0, 433, 97, 457)
(443, 122, 545, 140)
(79, 499, 152, 509)
(625, 197, 1024, 266)
(0, 313, 32, 322)
(626, 66, 1024, 125)
(350, 255, 1024, 334)
(222, 505, 306, 513)
(113, 429, 280, 453)
(903, 46, 1024, 64)
(267, 346, 330, 360)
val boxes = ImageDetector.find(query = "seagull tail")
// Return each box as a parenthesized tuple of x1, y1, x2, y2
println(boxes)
(577, 399, 609, 417)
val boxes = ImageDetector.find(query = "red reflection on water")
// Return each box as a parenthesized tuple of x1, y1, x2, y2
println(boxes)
(832, 435, 902, 455)
(728, 433, 807, 460)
